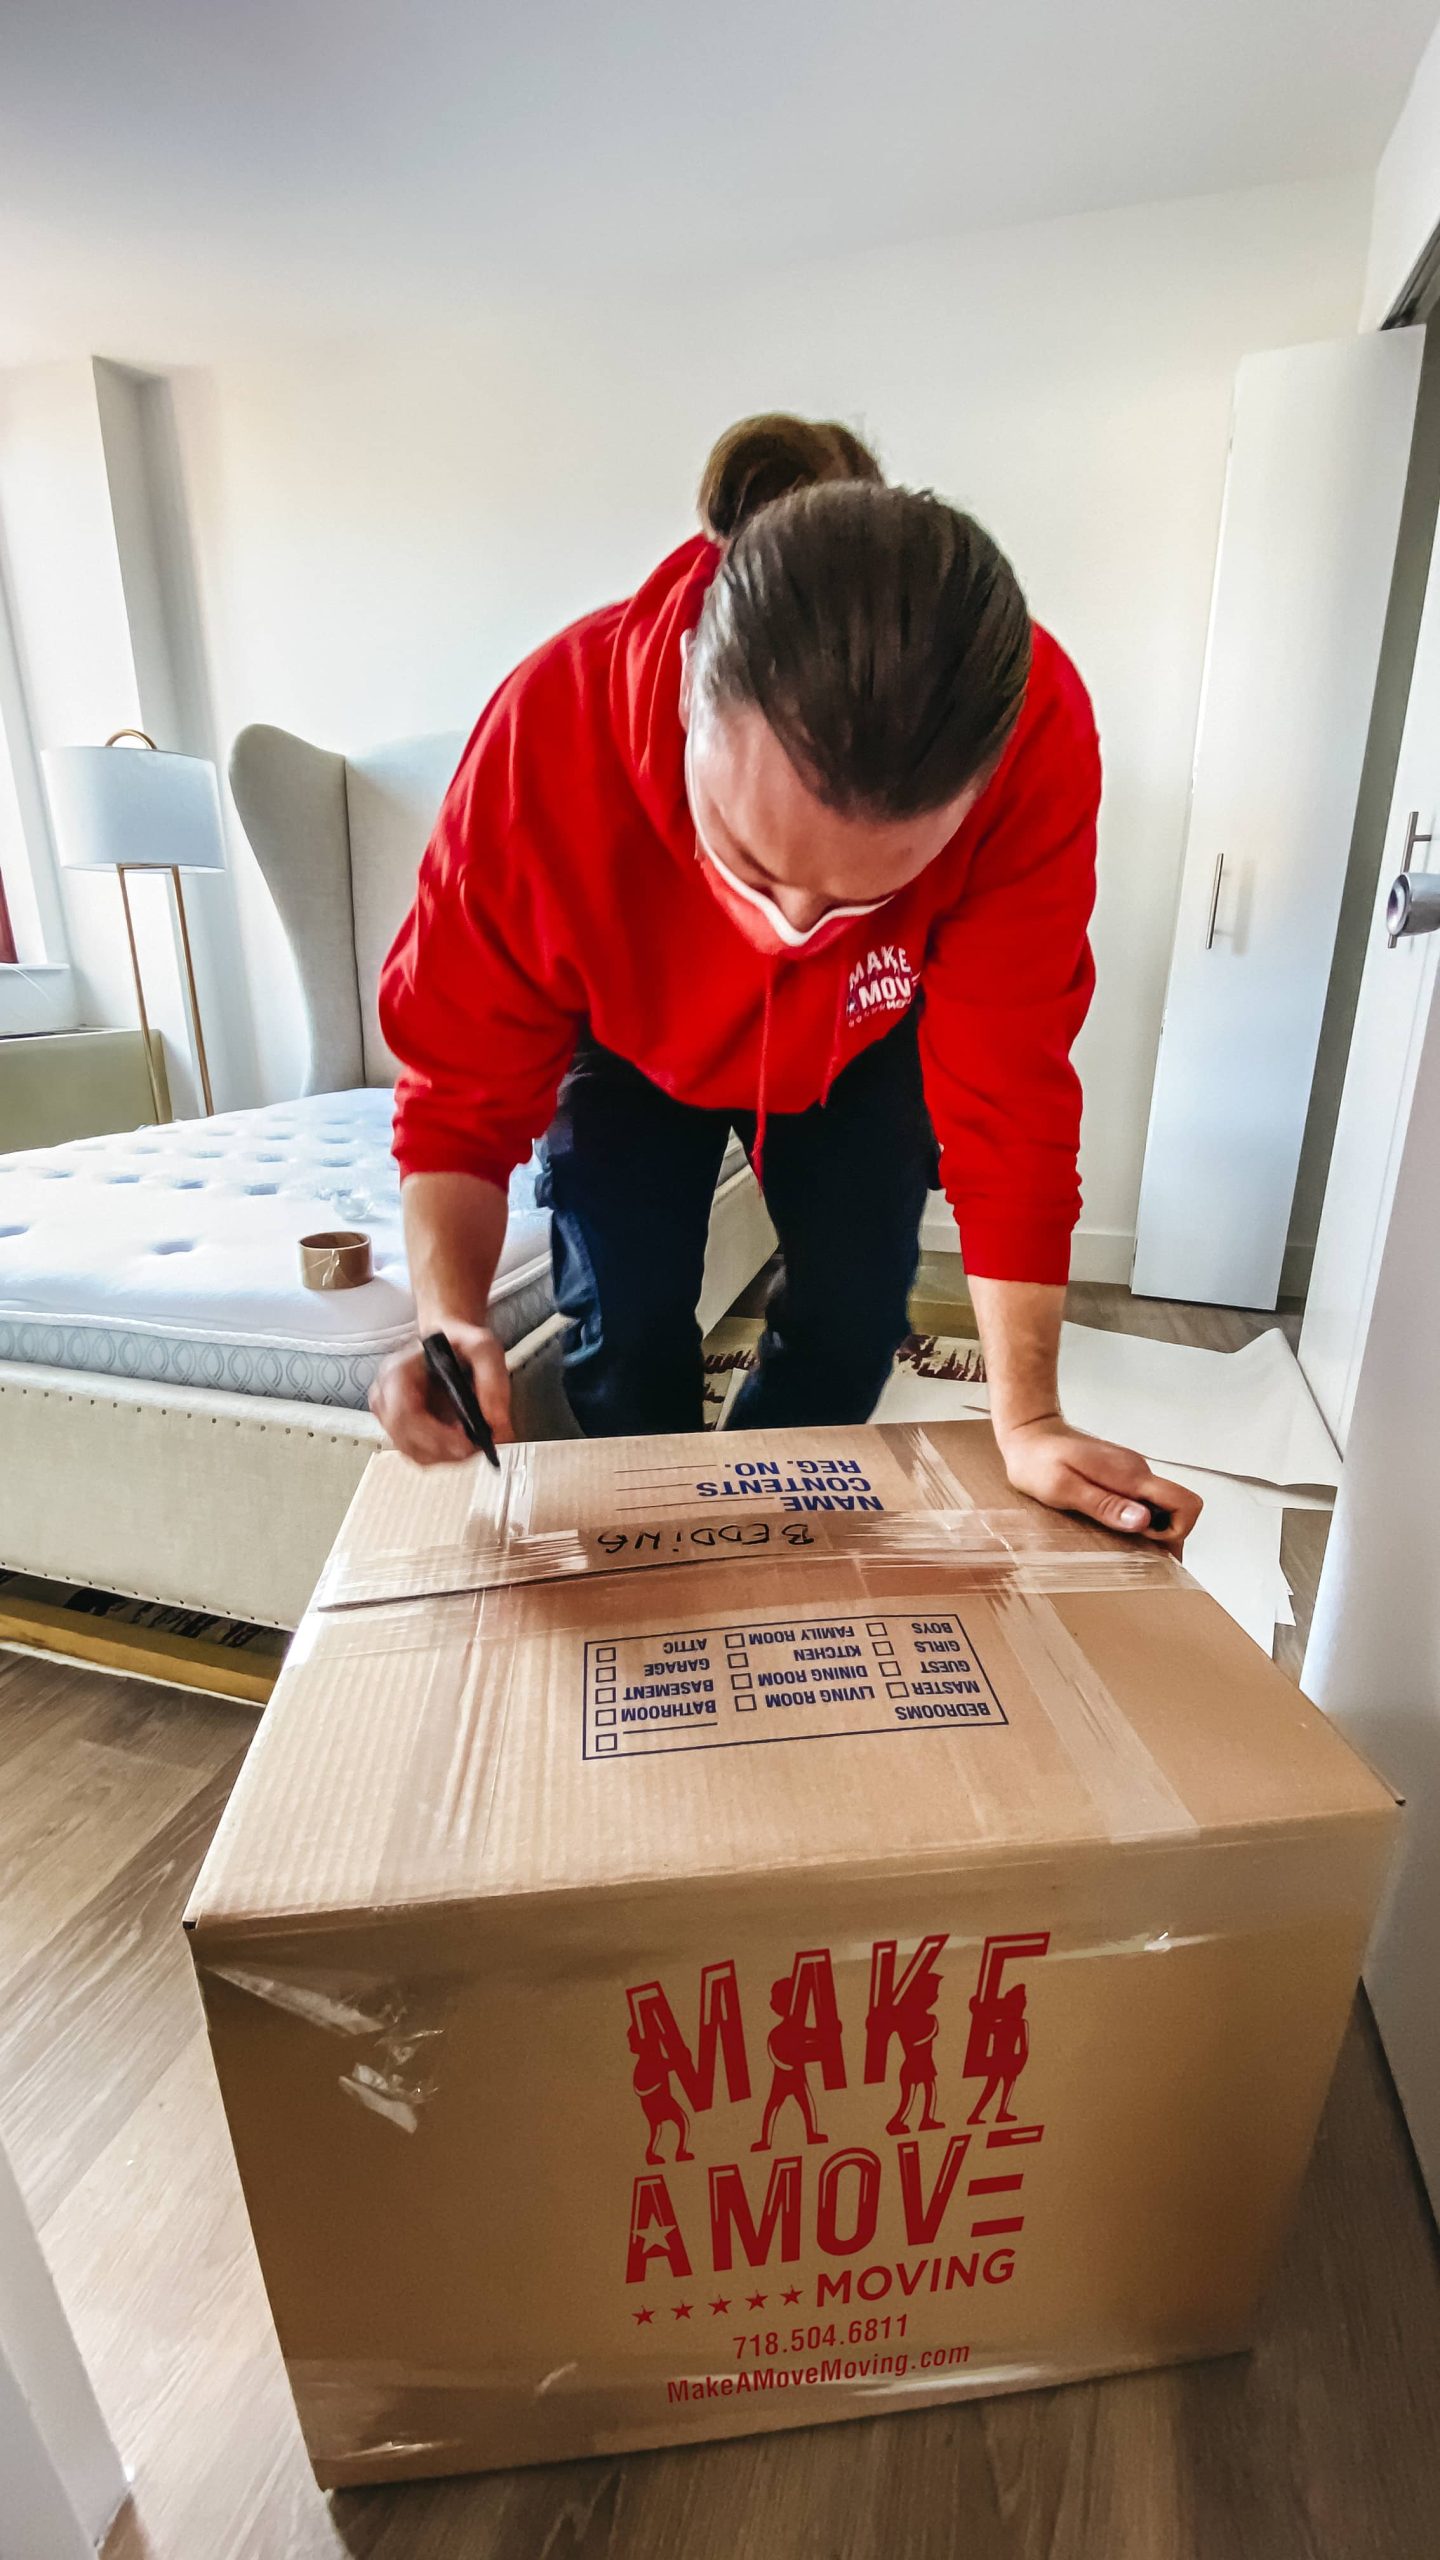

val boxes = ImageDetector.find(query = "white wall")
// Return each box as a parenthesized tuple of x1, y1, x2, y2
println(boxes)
(1366, 8, 1440, 324)
(174, 176, 1369, 1251)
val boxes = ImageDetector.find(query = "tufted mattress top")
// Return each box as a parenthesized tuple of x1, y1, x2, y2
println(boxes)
(0, 1090, 553, 1410)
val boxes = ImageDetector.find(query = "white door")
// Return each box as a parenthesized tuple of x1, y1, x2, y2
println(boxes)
(1299, 508, 1440, 1444)
(1303, 953, 1440, 2214)
(1131, 330, 1422, 1309)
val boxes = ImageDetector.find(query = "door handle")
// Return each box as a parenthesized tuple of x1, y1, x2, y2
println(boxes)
(1399, 808, 1432, 875)
(1203, 851, 1225, 951)
(1387, 871, 1440, 943)
(1387, 811, 1438, 947)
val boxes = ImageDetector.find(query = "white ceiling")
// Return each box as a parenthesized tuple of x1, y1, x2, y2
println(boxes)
(0, 0, 1433, 354)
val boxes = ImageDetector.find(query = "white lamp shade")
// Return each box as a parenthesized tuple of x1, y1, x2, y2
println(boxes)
(43, 744, 226, 873)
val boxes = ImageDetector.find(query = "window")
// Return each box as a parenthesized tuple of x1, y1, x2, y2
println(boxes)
(0, 563, 74, 1032)
(0, 713, 25, 965)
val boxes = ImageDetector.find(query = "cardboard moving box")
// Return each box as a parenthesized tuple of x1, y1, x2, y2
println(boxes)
(186, 1422, 1398, 2486)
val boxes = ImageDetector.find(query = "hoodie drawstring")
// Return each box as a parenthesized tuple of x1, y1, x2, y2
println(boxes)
(750, 956, 849, 1193)
(751, 962, 777, 1193)
(821, 964, 847, 1105)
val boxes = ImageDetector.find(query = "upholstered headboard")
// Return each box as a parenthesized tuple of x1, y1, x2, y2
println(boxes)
(229, 724, 463, 1092)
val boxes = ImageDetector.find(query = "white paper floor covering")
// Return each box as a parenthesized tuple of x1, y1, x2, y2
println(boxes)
(873, 1324, 1339, 1651)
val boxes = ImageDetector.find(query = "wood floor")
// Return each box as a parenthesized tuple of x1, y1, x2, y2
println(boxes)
(2, 1284, 1437, 2558)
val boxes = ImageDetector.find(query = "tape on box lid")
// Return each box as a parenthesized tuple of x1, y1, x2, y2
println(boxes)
(314, 1423, 1172, 1612)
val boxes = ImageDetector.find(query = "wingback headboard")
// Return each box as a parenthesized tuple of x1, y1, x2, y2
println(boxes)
(229, 723, 463, 1092)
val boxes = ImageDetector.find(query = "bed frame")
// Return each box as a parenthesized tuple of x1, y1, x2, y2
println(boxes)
(0, 726, 775, 1628)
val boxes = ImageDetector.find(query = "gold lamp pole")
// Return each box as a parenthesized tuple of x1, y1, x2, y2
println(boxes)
(103, 729, 215, 1120)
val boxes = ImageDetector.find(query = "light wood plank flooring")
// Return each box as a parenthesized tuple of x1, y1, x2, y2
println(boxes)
(1, 1283, 1436, 2559)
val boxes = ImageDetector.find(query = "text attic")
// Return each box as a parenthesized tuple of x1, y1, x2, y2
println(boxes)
(624, 1931, 1050, 2312)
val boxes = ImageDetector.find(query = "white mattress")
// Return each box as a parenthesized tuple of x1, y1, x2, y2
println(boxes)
(0, 1091, 553, 1410)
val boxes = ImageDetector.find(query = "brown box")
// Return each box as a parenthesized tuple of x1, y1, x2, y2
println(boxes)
(186, 1421, 1397, 2487)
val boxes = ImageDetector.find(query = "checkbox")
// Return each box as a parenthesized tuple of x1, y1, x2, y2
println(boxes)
(595, 1733, 618, 1753)
(866, 1620, 888, 1636)
(734, 1696, 757, 1711)
(873, 1641, 896, 1660)
(886, 1680, 908, 1699)
(731, 1670, 752, 1689)
(724, 1632, 747, 1648)
(595, 1706, 616, 1725)
(594, 1685, 615, 1705)
(595, 1644, 616, 1662)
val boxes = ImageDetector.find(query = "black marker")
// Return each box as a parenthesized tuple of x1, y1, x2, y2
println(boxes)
(1145, 1503, 1173, 1533)
(421, 1331, 501, 1469)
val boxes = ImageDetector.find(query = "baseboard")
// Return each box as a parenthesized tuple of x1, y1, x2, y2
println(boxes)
(919, 1200, 1135, 1285)
(1068, 1229, 1137, 1284)
(918, 1198, 968, 1256)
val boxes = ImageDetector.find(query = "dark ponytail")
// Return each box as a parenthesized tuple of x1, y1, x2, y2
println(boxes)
(698, 413, 883, 544)
(692, 413, 1032, 824)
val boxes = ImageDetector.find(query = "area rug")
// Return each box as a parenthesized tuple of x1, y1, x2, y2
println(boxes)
(702, 1317, 985, 1427)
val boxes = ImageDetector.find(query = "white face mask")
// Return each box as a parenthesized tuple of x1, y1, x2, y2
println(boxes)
(698, 838, 893, 953)
(685, 733, 894, 959)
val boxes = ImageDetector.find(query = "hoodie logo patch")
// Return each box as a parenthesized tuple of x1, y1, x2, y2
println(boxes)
(845, 946, 917, 1026)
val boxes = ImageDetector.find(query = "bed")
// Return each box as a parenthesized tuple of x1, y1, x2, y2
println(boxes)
(0, 726, 775, 1628)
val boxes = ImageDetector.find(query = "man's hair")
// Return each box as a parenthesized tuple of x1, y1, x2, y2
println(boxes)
(693, 413, 1032, 821)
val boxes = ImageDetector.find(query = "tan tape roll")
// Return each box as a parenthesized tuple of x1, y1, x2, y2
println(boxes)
(299, 1230, 373, 1291)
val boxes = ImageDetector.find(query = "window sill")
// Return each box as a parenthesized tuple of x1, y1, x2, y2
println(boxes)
(0, 961, 76, 1038)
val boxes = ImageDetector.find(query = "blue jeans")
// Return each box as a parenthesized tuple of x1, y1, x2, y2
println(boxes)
(536, 1012, 935, 1437)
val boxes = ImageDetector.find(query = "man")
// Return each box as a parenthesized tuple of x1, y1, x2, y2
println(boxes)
(374, 412, 1197, 1551)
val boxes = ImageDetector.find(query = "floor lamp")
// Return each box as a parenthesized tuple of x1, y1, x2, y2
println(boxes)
(43, 731, 227, 1123)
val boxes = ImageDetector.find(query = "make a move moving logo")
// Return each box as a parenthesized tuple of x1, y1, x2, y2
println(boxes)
(845, 944, 918, 1026)
(624, 1930, 1048, 2315)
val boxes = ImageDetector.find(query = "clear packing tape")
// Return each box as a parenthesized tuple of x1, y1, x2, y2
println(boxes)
(319, 1528, 1194, 1814)
(315, 1502, 1185, 1608)
(314, 1409, 1193, 1614)
(292, 1526, 1203, 1906)
(279, 1439, 1206, 1908)
(279, 2329, 1227, 2482)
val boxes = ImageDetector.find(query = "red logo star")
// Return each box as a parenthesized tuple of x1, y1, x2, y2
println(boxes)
(672, 2301, 693, 2320)
(781, 2286, 802, 2304)
(633, 2308, 654, 2326)
(746, 2291, 768, 2310)
(709, 2297, 731, 2315)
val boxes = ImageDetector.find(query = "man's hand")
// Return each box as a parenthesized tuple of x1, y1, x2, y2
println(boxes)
(370, 1318, 514, 1466)
(966, 1277, 1202, 1551)
(377, 1171, 515, 1464)
(997, 1413, 1201, 1551)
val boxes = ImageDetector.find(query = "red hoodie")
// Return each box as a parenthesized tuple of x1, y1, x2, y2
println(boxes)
(382, 535, 1100, 1283)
